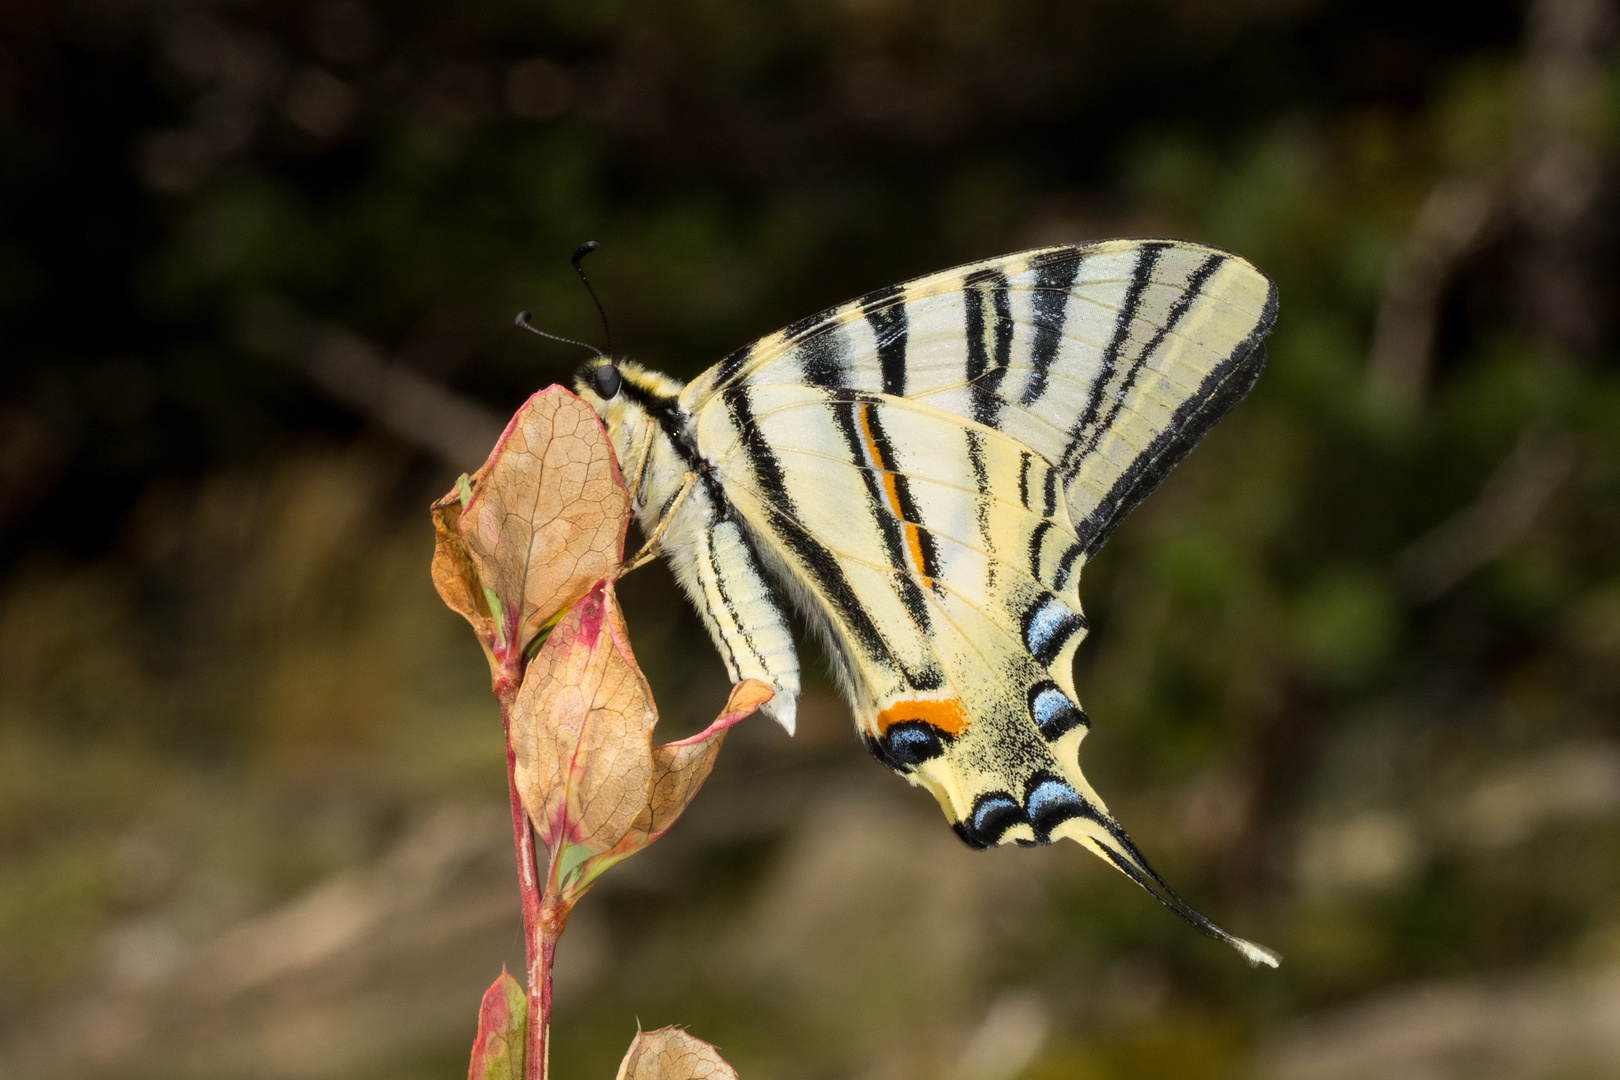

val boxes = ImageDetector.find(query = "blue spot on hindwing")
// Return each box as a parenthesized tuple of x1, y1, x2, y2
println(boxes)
(1024, 772, 1087, 843)
(865, 721, 947, 772)
(952, 775, 1095, 849)
(952, 791, 1025, 850)
(1029, 682, 1089, 741)
(1023, 596, 1084, 667)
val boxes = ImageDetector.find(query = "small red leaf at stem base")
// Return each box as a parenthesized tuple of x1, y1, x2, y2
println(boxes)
(468, 967, 528, 1080)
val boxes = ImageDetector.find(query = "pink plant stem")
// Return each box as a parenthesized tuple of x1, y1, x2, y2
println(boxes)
(498, 678, 549, 1080)
(535, 892, 568, 1080)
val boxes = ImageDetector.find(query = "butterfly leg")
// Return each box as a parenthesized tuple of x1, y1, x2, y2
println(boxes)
(620, 471, 697, 576)
(622, 422, 657, 507)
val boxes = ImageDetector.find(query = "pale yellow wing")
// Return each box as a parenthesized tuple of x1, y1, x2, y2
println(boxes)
(693, 382, 1276, 965)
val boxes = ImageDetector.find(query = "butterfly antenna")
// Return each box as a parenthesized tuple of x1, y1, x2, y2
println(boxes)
(571, 240, 615, 356)
(514, 311, 605, 358)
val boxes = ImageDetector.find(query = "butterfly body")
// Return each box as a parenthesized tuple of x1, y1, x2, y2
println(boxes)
(577, 239, 1280, 965)
(590, 361, 804, 733)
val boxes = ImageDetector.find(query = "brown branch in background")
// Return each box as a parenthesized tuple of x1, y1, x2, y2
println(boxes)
(1368, 0, 1615, 406)
(1395, 428, 1576, 603)
(1519, 0, 1616, 359)
(232, 291, 505, 469)
(1365, 176, 1502, 409)
(1219, 680, 1329, 908)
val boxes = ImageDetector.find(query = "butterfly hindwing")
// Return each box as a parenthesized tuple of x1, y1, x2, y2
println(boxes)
(695, 385, 1099, 834)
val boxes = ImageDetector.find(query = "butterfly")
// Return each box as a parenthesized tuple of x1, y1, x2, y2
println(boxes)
(574, 239, 1279, 965)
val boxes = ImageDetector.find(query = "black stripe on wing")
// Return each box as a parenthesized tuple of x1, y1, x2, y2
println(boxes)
(1052, 541, 1084, 593)
(797, 315, 849, 389)
(1057, 250, 1223, 481)
(1055, 242, 1166, 479)
(861, 402, 943, 585)
(723, 386, 886, 658)
(702, 527, 752, 668)
(712, 338, 756, 389)
(722, 385, 944, 693)
(1018, 257, 1086, 408)
(1027, 520, 1053, 583)
(827, 396, 938, 629)
(1073, 279, 1278, 555)
(966, 428, 995, 583)
(861, 283, 909, 396)
(964, 266, 1015, 428)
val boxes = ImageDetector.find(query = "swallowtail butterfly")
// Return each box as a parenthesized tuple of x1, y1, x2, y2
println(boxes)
(576, 239, 1279, 965)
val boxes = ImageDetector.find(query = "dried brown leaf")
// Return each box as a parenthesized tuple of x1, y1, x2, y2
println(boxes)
(512, 580, 656, 858)
(510, 579, 771, 898)
(644, 679, 775, 840)
(431, 486, 492, 639)
(431, 386, 628, 669)
(616, 1026, 739, 1080)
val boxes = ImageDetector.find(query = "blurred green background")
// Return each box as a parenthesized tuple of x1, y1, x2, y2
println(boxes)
(2, 1, 1619, 1077)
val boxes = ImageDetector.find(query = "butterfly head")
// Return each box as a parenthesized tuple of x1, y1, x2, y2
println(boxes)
(580, 358, 624, 401)
(573, 357, 687, 507)
(573, 356, 684, 412)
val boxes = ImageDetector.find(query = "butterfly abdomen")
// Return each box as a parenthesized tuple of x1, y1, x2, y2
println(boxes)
(578, 359, 803, 733)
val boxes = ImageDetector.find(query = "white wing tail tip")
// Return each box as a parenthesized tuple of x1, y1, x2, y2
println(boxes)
(762, 691, 797, 735)
(1233, 938, 1282, 968)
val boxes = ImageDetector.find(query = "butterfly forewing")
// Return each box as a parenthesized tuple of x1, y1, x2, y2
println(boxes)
(684, 239, 1277, 556)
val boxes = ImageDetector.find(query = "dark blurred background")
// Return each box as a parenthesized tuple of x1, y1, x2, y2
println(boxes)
(2, 1, 1619, 1077)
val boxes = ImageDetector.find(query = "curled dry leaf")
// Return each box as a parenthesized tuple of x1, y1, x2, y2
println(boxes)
(431, 386, 628, 675)
(511, 578, 772, 900)
(616, 1026, 740, 1080)
(647, 678, 774, 840)
(467, 968, 527, 1080)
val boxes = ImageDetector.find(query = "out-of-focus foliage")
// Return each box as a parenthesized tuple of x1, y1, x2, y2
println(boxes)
(2, 1, 1618, 1079)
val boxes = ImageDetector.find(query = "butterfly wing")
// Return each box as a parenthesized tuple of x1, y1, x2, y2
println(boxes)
(692, 385, 1274, 964)
(685, 239, 1277, 558)
(693, 385, 1090, 799)
(682, 239, 1278, 963)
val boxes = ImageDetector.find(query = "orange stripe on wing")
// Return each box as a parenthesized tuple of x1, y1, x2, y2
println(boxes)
(877, 697, 970, 738)
(855, 403, 932, 582)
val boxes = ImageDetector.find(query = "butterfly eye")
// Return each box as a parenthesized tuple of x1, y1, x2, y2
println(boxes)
(592, 364, 623, 400)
